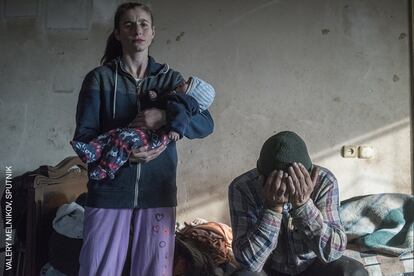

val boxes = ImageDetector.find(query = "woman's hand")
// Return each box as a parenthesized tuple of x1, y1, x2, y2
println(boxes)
(129, 145, 167, 163)
(263, 170, 289, 213)
(287, 163, 319, 208)
(129, 108, 166, 130)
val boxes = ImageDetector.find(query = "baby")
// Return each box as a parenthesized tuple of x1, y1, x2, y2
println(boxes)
(137, 74, 214, 145)
(71, 70, 214, 180)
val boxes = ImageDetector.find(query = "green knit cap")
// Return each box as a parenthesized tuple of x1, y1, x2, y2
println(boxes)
(256, 131, 312, 177)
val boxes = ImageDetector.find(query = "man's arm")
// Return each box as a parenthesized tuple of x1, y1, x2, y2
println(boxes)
(229, 177, 282, 272)
(290, 171, 347, 263)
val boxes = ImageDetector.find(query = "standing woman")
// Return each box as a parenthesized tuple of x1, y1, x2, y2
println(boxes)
(73, 2, 214, 276)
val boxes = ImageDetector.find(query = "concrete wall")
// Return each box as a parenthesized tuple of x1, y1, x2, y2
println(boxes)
(0, 0, 411, 228)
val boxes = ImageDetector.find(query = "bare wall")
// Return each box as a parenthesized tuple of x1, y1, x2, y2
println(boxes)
(0, 0, 411, 226)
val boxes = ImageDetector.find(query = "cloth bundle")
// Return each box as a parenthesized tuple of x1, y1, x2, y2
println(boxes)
(340, 193, 414, 256)
(179, 221, 234, 265)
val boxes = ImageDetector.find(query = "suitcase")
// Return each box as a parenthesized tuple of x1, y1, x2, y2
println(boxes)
(2, 156, 88, 276)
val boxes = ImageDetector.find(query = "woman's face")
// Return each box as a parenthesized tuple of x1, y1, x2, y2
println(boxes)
(115, 7, 155, 54)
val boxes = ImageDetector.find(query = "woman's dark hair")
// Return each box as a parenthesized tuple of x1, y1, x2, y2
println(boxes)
(101, 2, 154, 64)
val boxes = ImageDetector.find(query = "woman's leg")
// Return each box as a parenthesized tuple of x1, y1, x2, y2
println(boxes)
(79, 207, 133, 276)
(130, 207, 176, 276)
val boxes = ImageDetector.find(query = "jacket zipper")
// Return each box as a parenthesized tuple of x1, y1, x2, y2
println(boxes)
(134, 79, 143, 207)
(116, 59, 167, 207)
(116, 59, 143, 207)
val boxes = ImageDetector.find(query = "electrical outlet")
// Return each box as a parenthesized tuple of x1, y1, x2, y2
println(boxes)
(358, 145, 375, 159)
(341, 145, 357, 158)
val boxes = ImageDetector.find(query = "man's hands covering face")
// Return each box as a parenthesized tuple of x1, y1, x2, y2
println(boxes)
(263, 170, 289, 213)
(263, 163, 319, 212)
(287, 163, 318, 208)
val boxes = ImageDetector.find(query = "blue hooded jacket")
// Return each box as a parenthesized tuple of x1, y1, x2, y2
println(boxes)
(73, 57, 214, 208)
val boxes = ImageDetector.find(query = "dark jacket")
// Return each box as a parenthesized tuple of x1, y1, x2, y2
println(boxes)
(73, 56, 214, 208)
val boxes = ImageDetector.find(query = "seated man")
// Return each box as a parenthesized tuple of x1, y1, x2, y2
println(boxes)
(228, 131, 368, 276)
